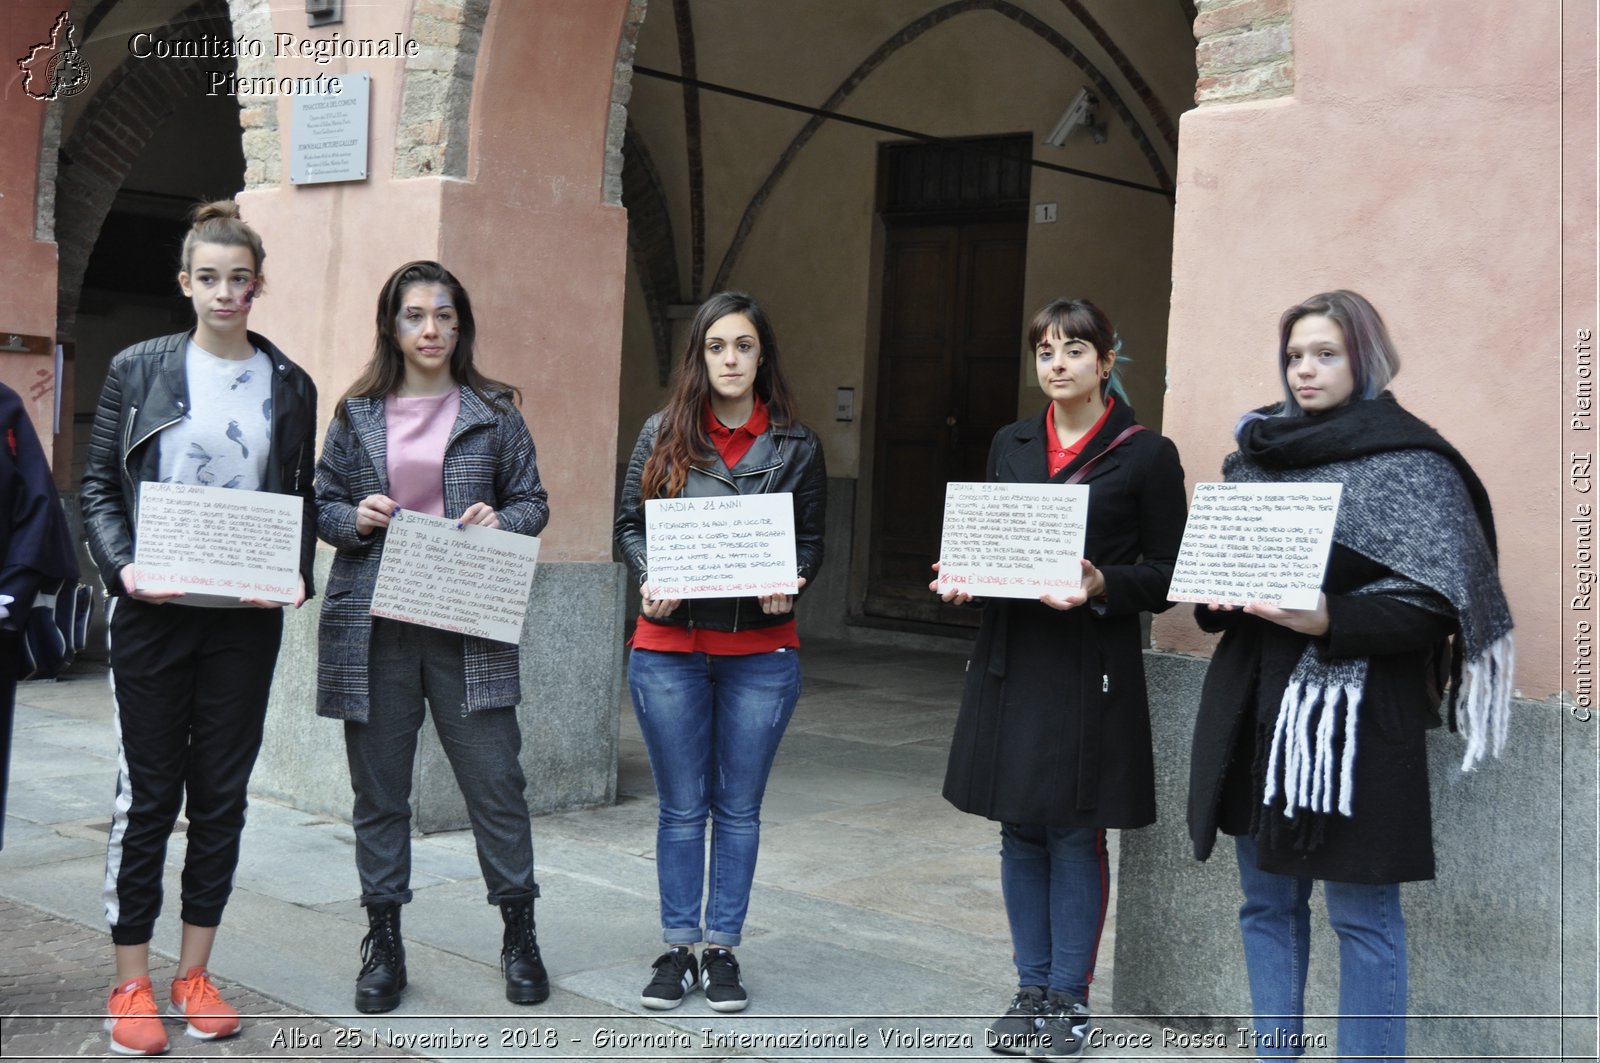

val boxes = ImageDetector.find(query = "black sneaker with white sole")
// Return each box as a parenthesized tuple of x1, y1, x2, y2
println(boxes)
(1030, 993, 1091, 1059)
(987, 984, 1048, 1055)
(699, 948, 748, 1012)
(640, 947, 698, 1010)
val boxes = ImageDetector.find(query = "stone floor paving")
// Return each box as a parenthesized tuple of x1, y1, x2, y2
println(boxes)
(1, 641, 1246, 1061)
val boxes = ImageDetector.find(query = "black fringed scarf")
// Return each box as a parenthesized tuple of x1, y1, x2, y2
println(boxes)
(1228, 394, 1514, 823)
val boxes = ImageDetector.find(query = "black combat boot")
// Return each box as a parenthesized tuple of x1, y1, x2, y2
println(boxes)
(355, 903, 407, 1013)
(500, 899, 550, 1004)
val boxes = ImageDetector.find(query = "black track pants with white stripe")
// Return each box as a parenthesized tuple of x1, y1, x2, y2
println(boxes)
(102, 599, 283, 946)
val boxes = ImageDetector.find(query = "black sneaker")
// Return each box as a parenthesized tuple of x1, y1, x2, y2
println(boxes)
(987, 984, 1047, 1055)
(1030, 993, 1091, 1059)
(699, 947, 748, 1012)
(640, 947, 698, 1010)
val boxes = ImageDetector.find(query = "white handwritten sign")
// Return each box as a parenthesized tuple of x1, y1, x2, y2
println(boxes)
(644, 493, 798, 600)
(1168, 482, 1343, 609)
(133, 482, 302, 603)
(370, 511, 540, 644)
(936, 482, 1090, 599)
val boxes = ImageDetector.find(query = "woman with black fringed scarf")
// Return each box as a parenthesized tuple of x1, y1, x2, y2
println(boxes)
(1187, 290, 1514, 1063)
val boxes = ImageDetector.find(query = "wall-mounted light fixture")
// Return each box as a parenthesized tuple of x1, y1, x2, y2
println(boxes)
(306, 0, 343, 28)
(1043, 89, 1107, 147)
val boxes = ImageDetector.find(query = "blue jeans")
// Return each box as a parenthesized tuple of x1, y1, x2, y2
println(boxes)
(1234, 835, 1407, 1063)
(999, 823, 1109, 1001)
(628, 647, 801, 946)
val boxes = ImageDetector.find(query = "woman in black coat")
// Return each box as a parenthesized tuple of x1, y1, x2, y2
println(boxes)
(1187, 290, 1513, 1063)
(937, 299, 1186, 1058)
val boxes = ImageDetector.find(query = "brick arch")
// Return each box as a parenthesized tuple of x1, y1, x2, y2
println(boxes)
(1053, 0, 1179, 153)
(51, 0, 265, 337)
(708, 0, 1178, 293)
(621, 123, 682, 385)
(393, 0, 647, 203)
(393, 0, 490, 179)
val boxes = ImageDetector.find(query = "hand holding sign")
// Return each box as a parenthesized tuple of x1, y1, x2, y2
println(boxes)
(132, 482, 303, 604)
(935, 482, 1090, 600)
(644, 493, 798, 600)
(369, 510, 540, 643)
(1167, 482, 1342, 610)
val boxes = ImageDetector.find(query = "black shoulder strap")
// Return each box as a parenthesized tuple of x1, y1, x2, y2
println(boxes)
(1064, 424, 1145, 485)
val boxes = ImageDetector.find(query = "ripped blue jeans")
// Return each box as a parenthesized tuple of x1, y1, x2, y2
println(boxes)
(628, 647, 801, 946)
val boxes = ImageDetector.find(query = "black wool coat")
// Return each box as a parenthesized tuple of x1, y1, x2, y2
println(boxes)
(1187, 545, 1456, 884)
(942, 400, 1187, 828)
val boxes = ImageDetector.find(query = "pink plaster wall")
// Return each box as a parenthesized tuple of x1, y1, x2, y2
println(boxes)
(241, 0, 631, 563)
(1157, 0, 1582, 697)
(0, 1, 68, 464)
(440, 0, 629, 563)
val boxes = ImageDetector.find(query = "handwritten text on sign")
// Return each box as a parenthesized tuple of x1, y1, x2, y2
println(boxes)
(645, 493, 798, 600)
(1167, 482, 1343, 610)
(937, 482, 1090, 599)
(134, 481, 302, 603)
(370, 511, 541, 644)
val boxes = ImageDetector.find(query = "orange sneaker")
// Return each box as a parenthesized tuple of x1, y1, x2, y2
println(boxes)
(105, 976, 169, 1056)
(167, 967, 241, 1040)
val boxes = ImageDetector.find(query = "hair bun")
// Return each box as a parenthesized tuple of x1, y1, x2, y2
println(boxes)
(189, 199, 242, 225)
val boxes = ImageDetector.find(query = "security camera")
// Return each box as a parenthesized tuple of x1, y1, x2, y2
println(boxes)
(1043, 89, 1107, 147)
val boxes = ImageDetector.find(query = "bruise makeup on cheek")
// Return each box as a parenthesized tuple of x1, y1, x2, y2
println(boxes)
(240, 281, 257, 308)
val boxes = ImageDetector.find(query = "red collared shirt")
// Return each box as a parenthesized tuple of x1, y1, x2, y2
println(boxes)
(706, 396, 769, 470)
(1046, 396, 1115, 478)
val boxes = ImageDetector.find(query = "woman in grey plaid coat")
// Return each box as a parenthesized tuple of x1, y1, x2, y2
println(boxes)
(314, 261, 550, 1015)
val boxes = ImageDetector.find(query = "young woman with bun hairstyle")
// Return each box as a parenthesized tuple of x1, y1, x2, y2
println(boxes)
(1187, 290, 1514, 1062)
(614, 290, 825, 1013)
(936, 298, 1187, 1059)
(315, 260, 550, 1015)
(82, 200, 318, 1055)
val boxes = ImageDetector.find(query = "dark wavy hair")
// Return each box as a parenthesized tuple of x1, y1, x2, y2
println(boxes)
(1275, 289, 1400, 416)
(1026, 298, 1129, 402)
(639, 291, 800, 500)
(336, 260, 519, 424)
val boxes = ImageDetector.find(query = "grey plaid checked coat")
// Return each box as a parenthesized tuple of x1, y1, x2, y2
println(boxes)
(313, 387, 549, 721)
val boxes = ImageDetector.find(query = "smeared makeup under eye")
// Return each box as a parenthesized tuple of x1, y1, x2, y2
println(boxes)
(396, 303, 458, 338)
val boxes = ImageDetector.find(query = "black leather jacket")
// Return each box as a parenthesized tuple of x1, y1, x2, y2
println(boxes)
(614, 411, 826, 632)
(80, 330, 318, 598)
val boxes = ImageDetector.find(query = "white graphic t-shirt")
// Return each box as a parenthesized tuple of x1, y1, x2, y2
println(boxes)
(157, 341, 273, 490)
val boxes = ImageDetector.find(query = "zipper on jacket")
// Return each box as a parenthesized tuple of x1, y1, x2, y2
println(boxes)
(122, 403, 185, 524)
(1102, 674, 1109, 694)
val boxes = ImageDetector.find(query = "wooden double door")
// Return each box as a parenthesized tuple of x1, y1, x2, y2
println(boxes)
(864, 217, 1027, 625)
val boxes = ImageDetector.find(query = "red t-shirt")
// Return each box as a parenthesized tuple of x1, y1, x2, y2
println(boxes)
(632, 397, 798, 654)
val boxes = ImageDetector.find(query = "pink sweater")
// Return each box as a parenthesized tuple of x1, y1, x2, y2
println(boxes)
(384, 390, 460, 516)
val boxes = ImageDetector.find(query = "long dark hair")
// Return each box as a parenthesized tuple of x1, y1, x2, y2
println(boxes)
(336, 260, 519, 423)
(639, 291, 799, 499)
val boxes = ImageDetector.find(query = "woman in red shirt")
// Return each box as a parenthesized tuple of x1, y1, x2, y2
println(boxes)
(614, 291, 825, 1013)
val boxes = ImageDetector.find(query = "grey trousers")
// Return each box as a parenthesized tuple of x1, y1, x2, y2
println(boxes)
(344, 618, 537, 907)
